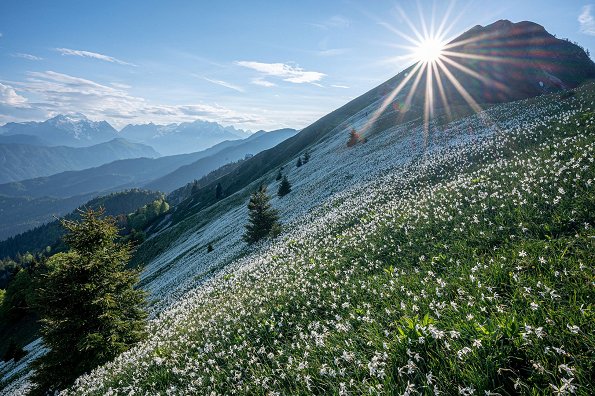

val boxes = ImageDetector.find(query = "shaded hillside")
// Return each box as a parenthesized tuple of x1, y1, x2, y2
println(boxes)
(0, 139, 159, 184)
(0, 189, 163, 261)
(146, 128, 297, 192)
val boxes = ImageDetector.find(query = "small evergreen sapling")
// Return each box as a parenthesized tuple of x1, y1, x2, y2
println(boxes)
(296, 157, 303, 167)
(277, 175, 292, 197)
(243, 186, 280, 244)
(303, 150, 310, 163)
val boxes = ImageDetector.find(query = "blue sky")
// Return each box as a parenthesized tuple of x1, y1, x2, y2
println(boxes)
(1, 0, 594, 130)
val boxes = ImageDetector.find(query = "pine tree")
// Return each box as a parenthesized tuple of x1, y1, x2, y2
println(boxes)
(347, 129, 361, 147)
(275, 169, 283, 181)
(207, 243, 214, 253)
(31, 208, 147, 394)
(243, 186, 280, 244)
(215, 183, 223, 200)
(277, 175, 292, 197)
(296, 157, 303, 167)
(303, 150, 310, 164)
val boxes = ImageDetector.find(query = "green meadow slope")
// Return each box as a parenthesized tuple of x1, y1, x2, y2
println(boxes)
(52, 84, 595, 395)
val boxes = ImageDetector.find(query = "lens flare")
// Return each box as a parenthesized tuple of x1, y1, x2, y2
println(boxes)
(414, 38, 445, 63)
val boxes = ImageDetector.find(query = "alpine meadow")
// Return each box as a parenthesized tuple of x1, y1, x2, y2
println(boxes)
(0, 1, 593, 395)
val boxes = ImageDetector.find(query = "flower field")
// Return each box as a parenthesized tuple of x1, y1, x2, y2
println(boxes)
(55, 83, 595, 396)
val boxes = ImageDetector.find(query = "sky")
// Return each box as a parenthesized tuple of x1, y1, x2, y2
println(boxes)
(0, 0, 594, 131)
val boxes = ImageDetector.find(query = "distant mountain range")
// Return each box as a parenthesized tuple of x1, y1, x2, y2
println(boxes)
(120, 120, 250, 155)
(0, 128, 296, 240)
(1, 115, 252, 156)
(0, 138, 159, 184)
(0, 114, 119, 147)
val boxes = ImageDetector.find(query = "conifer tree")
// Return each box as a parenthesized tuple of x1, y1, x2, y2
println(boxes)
(216, 182, 223, 200)
(243, 186, 280, 244)
(303, 150, 310, 163)
(207, 243, 214, 253)
(277, 175, 292, 197)
(275, 169, 283, 181)
(296, 157, 303, 167)
(31, 208, 147, 394)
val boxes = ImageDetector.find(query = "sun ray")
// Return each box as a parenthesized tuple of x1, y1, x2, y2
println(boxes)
(435, 57, 483, 114)
(431, 60, 452, 121)
(360, 61, 424, 135)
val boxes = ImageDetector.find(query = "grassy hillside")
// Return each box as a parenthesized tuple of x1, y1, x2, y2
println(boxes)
(51, 85, 594, 395)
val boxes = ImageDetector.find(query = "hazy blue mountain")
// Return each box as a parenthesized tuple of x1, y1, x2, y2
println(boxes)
(0, 138, 159, 184)
(0, 114, 119, 147)
(146, 128, 297, 192)
(0, 134, 49, 146)
(120, 119, 251, 155)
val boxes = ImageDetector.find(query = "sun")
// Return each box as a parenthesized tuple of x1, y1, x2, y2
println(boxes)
(414, 38, 445, 63)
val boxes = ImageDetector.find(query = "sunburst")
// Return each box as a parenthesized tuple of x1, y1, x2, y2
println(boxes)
(361, 3, 507, 143)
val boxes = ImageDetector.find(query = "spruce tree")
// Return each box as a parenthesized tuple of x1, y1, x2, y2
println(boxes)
(303, 150, 310, 164)
(31, 208, 147, 394)
(215, 183, 223, 200)
(243, 186, 280, 244)
(207, 243, 214, 253)
(275, 169, 283, 181)
(296, 157, 303, 167)
(277, 175, 292, 197)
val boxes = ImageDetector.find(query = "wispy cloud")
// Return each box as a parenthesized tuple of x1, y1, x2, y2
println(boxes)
(236, 61, 325, 84)
(12, 53, 43, 61)
(2, 71, 262, 128)
(311, 15, 351, 30)
(579, 5, 595, 35)
(0, 83, 29, 107)
(331, 84, 350, 89)
(317, 48, 350, 57)
(55, 48, 136, 66)
(203, 77, 244, 92)
(251, 77, 277, 87)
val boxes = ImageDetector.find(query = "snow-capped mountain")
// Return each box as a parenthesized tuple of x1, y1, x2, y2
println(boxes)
(0, 114, 119, 147)
(120, 120, 251, 155)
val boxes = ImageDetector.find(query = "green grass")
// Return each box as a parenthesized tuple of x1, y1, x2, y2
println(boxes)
(66, 87, 594, 395)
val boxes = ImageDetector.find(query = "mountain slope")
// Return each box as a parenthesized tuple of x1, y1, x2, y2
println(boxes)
(0, 139, 159, 184)
(37, 81, 595, 396)
(145, 128, 297, 192)
(120, 120, 250, 155)
(167, 20, 595, 222)
(0, 114, 118, 147)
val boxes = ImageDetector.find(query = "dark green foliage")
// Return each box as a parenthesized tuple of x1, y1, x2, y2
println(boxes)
(2, 338, 26, 362)
(243, 186, 280, 244)
(0, 189, 163, 261)
(31, 208, 147, 394)
(127, 198, 170, 232)
(277, 175, 292, 197)
(215, 183, 223, 200)
(296, 157, 303, 167)
(302, 150, 310, 163)
(207, 243, 214, 253)
(275, 169, 283, 181)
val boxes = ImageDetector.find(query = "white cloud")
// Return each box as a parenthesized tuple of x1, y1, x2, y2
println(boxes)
(331, 84, 350, 89)
(579, 5, 595, 35)
(55, 48, 136, 66)
(0, 83, 28, 107)
(12, 53, 43, 61)
(236, 61, 325, 84)
(3, 71, 262, 128)
(251, 77, 277, 87)
(203, 77, 244, 92)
